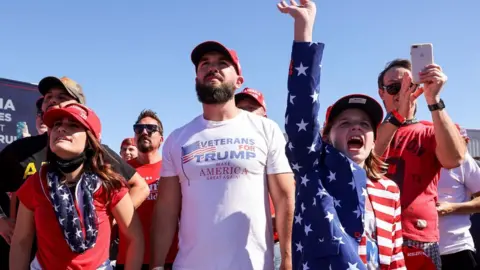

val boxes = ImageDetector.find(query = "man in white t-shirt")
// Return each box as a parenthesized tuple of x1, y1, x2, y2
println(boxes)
(150, 41, 295, 270)
(437, 129, 480, 270)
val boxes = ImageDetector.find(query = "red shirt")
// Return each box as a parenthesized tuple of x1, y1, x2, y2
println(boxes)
(117, 159, 178, 265)
(16, 172, 128, 270)
(383, 122, 441, 242)
(402, 246, 436, 270)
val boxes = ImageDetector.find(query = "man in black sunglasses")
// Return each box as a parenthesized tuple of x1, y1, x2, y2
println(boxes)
(116, 110, 175, 270)
(375, 59, 466, 269)
(0, 76, 150, 268)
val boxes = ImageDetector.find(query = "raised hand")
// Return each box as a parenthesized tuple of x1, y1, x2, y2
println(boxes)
(397, 72, 421, 119)
(419, 64, 447, 103)
(277, 0, 316, 25)
(277, 0, 317, 42)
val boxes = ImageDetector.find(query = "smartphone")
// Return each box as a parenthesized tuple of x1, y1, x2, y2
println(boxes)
(16, 121, 28, 139)
(410, 43, 434, 84)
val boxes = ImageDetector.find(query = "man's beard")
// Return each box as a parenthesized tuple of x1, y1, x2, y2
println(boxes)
(137, 137, 154, 153)
(195, 81, 235, 104)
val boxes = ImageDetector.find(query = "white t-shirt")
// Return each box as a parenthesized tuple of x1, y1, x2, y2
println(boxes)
(161, 110, 292, 270)
(438, 152, 480, 255)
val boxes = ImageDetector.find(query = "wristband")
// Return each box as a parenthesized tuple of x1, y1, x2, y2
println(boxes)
(384, 110, 406, 127)
(427, 99, 445, 111)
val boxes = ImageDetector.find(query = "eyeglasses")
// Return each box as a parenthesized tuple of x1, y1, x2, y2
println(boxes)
(382, 82, 416, 95)
(133, 124, 161, 135)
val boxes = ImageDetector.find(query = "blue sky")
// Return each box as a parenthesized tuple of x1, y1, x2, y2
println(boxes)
(1, 1, 478, 154)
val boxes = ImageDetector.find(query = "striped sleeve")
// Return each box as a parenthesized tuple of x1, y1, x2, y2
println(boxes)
(389, 187, 406, 270)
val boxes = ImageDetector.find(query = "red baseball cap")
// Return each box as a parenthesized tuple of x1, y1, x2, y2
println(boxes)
(324, 94, 384, 130)
(43, 103, 102, 139)
(235, 88, 267, 111)
(191, 41, 242, 75)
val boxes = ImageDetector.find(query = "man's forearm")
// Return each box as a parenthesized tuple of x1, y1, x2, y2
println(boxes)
(150, 211, 178, 267)
(275, 196, 294, 262)
(374, 123, 398, 156)
(429, 97, 466, 168)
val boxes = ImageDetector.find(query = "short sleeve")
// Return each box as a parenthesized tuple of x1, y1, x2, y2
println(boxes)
(0, 140, 26, 192)
(160, 132, 178, 177)
(16, 173, 39, 211)
(463, 153, 480, 194)
(102, 144, 136, 181)
(108, 186, 129, 211)
(266, 121, 293, 175)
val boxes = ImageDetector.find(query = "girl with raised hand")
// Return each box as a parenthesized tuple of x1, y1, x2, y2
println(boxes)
(278, 0, 406, 269)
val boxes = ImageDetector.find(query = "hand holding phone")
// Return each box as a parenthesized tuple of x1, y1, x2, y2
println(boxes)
(410, 43, 434, 84)
(411, 43, 447, 101)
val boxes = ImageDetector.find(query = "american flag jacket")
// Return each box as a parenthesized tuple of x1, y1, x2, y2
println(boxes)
(285, 41, 406, 270)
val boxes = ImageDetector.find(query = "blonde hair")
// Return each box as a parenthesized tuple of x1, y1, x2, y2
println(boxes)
(322, 123, 387, 181)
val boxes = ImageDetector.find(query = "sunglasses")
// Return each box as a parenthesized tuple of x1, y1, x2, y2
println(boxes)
(133, 124, 161, 135)
(382, 82, 416, 95)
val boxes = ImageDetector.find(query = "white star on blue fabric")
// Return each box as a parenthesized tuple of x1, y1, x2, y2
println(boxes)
(295, 62, 309, 76)
(296, 119, 309, 131)
(310, 91, 319, 103)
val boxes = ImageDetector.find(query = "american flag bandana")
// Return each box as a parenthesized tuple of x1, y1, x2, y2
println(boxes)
(47, 171, 99, 253)
(285, 42, 369, 269)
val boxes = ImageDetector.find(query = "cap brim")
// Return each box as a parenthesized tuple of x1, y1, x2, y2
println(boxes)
(191, 41, 232, 67)
(38, 76, 65, 96)
(43, 108, 88, 131)
(235, 92, 262, 105)
(328, 94, 384, 128)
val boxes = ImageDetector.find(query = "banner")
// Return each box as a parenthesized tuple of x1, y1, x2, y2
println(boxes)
(0, 78, 40, 151)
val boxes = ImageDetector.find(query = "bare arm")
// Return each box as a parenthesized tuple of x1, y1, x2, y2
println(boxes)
(9, 203, 35, 270)
(268, 173, 295, 266)
(428, 101, 466, 168)
(127, 172, 150, 209)
(419, 64, 465, 168)
(112, 193, 144, 270)
(150, 176, 181, 268)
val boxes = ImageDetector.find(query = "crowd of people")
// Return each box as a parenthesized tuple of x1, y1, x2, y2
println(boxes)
(0, 1, 478, 269)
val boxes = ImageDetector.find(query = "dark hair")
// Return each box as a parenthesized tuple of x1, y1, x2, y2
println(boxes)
(377, 59, 412, 89)
(47, 130, 127, 204)
(135, 109, 163, 136)
(322, 120, 388, 181)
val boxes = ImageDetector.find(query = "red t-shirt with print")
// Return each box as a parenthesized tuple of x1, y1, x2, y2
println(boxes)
(117, 159, 178, 265)
(383, 122, 441, 242)
(16, 171, 128, 270)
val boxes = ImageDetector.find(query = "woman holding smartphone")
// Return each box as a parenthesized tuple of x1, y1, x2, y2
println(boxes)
(9, 103, 144, 270)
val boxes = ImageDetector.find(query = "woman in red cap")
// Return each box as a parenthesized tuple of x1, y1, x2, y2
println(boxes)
(9, 103, 144, 270)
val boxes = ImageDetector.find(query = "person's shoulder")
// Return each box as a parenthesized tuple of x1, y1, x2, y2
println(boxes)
(397, 120, 434, 137)
(375, 176, 401, 195)
(0, 134, 48, 162)
(242, 111, 282, 130)
(165, 114, 204, 141)
(6, 133, 47, 150)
